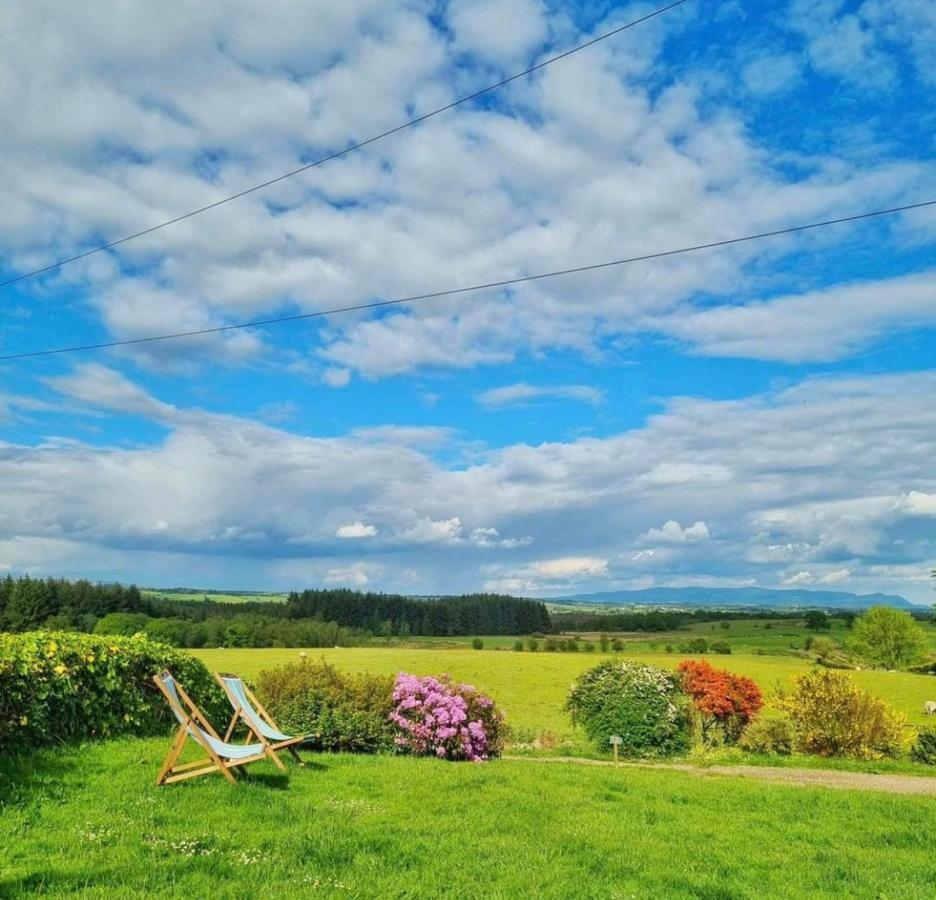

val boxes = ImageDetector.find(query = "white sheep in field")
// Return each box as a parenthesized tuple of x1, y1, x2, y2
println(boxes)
(924, 701, 936, 716)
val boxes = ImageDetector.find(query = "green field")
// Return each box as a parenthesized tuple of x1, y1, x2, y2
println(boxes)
(192, 646, 936, 744)
(4, 738, 936, 898)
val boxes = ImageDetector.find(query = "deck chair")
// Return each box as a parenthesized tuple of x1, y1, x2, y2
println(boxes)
(153, 670, 279, 785)
(215, 672, 305, 767)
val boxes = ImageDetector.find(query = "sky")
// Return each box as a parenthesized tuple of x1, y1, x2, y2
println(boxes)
(1, 0, 935, 602)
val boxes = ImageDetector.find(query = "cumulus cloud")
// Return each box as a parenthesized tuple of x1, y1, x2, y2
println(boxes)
(1, 366, 935, 599)
(1, 1, 932, 378)
(336, 522, 378, 539)
(641, 520, 711, 544)
(476, 382, 604, 408)
(325, 562, 371, 586)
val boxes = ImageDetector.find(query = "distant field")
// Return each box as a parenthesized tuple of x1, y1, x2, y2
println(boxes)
(142, 589, 288, 604)
(560, 616, 936, 655)
(192, 646, 936, 745)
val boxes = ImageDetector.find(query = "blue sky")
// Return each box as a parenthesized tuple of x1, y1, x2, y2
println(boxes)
(1, 0, 935, 601)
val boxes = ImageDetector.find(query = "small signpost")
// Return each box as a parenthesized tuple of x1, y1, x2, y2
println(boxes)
(609, 734, 623, 766)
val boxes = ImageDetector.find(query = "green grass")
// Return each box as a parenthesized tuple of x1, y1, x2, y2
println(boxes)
(192, 646, 936, 745)
(3, 738, 936, 898)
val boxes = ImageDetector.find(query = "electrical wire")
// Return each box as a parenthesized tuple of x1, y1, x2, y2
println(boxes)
(1, 197, 931, 362)
(0, 0, 691, 289)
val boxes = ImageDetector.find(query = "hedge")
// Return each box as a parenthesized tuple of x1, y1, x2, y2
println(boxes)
(0, 631, 227, 752)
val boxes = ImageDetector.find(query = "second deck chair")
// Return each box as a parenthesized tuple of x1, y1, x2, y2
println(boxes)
(153, 670, 278, 785)
(215, 672, 306, 767)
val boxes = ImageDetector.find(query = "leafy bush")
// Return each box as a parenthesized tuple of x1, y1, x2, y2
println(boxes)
(471, 638, 484, 650)
(738, 708, 796, 755)
(0, 631, 226, 751)
(679, 638, 709, 653)
(391, 673, 505, 761)
(677, 660, 763, 744)
(512, 640, 524, 652)
(780, 670, 906, 759)
(566, 660, 692, 757)
(710, 640, 732, 655)
(911, 727, 936, 765)
(256, 659, 395, 753)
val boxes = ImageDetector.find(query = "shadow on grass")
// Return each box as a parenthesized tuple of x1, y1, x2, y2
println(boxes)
(0, 750, 79, 807)
(1, 864, 130, 896)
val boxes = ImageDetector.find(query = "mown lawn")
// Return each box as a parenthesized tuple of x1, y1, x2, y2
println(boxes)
(192, 647, 936, 740)
(3, 738, 936, 899)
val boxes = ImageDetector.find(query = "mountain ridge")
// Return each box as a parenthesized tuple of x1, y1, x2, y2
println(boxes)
(547, 586, 919, 610)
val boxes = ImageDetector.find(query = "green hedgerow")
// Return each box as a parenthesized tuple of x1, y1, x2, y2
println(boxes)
(565, 659, 692, 757)
(0, 630, 226, 752)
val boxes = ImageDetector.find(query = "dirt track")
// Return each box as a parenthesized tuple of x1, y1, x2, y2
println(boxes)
(505, 755, 936, 796)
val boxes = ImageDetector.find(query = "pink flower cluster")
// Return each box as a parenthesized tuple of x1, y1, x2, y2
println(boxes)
(390, 673, 498, 762)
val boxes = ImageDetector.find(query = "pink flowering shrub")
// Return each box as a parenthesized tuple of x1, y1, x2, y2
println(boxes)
(390, 673, 506, 761)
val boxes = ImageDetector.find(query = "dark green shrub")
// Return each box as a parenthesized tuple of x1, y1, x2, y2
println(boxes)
(566, 660, 692, 757)
(680, 637, 709, 653)
(512, 640, 524, 652)
(471, 638, 484, 650)
(738, 708, 796, 755)
(710, 640, 731, 654)
(0, 631, 226, 752)
(256, 659, 395, 753)
(911, 727, 936, 765)
(525, 637, 539, 652)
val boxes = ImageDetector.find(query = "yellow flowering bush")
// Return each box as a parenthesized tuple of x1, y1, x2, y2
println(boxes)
(780, 669, 907, 759)
(0, 631, 226, 751)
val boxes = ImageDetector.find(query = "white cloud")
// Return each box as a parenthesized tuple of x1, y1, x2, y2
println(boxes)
(398, 517, 464, 544)
(476, 382, 604, 408)
(336, 522, 378, 539)
(819, 568, 851, 584)
(656, 271, 936, 363)
(324, 562, 371, 586)
(1, 1, 931, 379)
(323, 368, 352, 389)
(782, 570, 813, 585)
(447, 0, 548, 66)
(641, 520, 710, 544)
(899, 491, 936, 516)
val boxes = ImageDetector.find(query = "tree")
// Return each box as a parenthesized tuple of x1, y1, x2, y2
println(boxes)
(849, 606, 928, 669)
(804, 610, 831, 631)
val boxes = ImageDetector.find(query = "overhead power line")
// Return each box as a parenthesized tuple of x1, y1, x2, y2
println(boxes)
(0, 0, 692, 289)
(1, 198, 932, 363)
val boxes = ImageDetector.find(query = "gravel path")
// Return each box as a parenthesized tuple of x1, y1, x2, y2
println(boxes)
(505, 755, 936, 796)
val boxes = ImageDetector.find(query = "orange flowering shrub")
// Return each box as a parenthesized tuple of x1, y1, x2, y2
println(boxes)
(677, 659, 764, 744)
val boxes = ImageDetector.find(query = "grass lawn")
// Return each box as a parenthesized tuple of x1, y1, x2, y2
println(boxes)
(192, 647, 936, 743)
(3, 738, 936, 899)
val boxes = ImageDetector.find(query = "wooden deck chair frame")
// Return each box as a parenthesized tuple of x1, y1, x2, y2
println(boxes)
(153, 670, 279, 786)
(215, 672, 305, 768)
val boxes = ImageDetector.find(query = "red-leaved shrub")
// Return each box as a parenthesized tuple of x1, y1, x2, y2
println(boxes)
(677, 659, 764, 744)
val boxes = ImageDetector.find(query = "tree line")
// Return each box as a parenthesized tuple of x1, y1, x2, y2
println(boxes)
(284, 589, 551, 636)
(0, 577, 552, 647)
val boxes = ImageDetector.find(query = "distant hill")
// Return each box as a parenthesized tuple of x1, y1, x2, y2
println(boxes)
(549, 586, 918, 610)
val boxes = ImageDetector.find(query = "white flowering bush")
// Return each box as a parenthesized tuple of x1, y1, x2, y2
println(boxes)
(566, 660, 692, 757)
